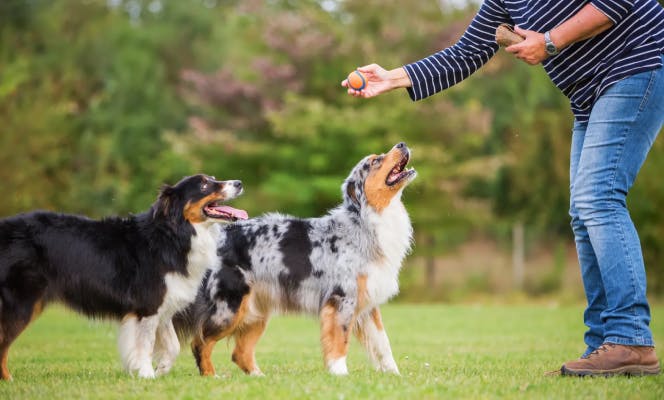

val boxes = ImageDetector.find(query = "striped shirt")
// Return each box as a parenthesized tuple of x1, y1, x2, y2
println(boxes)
(403, 0, 664, 122)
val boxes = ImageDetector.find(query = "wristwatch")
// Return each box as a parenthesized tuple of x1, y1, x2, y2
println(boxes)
(544, 31, 559, 56)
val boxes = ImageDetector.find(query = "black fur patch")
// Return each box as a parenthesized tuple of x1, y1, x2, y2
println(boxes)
(325, 285, 347, 309)
(217, 224, 255, 271)
(332, 285, 346, 298)
(278, 220, 313, 290)
(211, 266, 250, 313)
(328, 236, 339, 253)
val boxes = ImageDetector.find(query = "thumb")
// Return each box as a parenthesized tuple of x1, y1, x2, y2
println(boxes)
(513, 25, 528, 38)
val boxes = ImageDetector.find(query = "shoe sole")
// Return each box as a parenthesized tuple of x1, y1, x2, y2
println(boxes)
(561, 364, 661, 377)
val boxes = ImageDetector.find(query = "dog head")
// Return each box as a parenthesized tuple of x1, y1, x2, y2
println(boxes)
(154, 174, 248, 225)
(342, 142, 416, 213)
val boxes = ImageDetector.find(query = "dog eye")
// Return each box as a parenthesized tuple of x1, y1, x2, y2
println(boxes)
(201, 181, 209, 191)
(371, 158, 381, 167)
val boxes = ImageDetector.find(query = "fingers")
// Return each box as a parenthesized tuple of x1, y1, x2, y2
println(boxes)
(513, 25, 528, 37)
(504, 26, 546, 65)
(357, 64, 381, 74)
(505, 43, 521, 53)
(341, 79, 367, 97)
(348, 88, 367, 97)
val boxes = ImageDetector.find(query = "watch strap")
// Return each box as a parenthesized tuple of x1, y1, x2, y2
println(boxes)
(544, 31, 559, 56)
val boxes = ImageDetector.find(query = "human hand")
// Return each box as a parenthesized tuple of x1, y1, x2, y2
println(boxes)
(341, 64, 395, 98)
(505, 26, 548, 65)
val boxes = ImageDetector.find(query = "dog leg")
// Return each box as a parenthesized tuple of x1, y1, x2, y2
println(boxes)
(320, 298, 355, 375)
(0, 297, 44, 380)
(0, 344, 11, 381)
(154, 320, 180, 376)
(118, 314, 159, 378)
(232, 318, 268, 376)
(135, 315, 160, 378)
(191, 336, 219, 377)
(354, 307, 399, 374)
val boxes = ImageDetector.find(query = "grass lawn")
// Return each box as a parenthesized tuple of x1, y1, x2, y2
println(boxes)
(1, 303, 662, 399)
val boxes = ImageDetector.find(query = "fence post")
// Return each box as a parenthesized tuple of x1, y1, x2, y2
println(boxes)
(513, 221, 525, 290)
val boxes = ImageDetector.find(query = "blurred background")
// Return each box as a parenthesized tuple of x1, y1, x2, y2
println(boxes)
(1, 0, 663, 303)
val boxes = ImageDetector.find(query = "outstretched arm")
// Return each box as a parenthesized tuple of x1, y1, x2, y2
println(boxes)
(342, 0, 512, 99)
(506, 3, 615, 65)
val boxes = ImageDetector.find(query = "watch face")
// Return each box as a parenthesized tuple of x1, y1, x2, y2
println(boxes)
(546, 43, 557, 55)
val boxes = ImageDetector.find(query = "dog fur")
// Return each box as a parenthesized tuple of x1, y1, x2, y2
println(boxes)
(0, 174, 245, 380)
(174, 142, 416, 376)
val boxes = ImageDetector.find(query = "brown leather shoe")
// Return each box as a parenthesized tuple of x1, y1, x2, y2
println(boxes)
(561, 343, 661, 377)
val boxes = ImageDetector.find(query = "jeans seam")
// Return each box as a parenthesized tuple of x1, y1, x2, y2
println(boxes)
(606, 117, 642, 341)
(637, 70, 656, 112)
(616, 208, 641, 339)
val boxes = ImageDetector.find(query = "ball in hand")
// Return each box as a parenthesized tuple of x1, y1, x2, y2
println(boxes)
(347, 70, 367, 91)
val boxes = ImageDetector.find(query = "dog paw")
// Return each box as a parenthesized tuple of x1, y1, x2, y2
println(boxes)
(249, 369, 265, 377)
(137, 366, 156, 379)
(380, 361, 400, 375)
(383, 366, 400, 375)
(155, 363, 172, 377)
(327, 357, 349, 376)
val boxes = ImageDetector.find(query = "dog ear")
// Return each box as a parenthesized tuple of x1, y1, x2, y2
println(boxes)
(344, 180, 360, 207)
(154, 184, 175, 219)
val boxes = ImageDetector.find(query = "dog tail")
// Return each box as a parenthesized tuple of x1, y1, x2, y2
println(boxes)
(172, 304, 196, 342)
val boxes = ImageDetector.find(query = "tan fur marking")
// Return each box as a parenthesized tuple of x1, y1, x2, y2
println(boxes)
(193, 293, 255, 376)
(352, 307, 384, 355)
(192, 337, 218, 377)
(356, 275, 368, 312)
(232, 319, 267, 374)
(121, 313, 137, 324)
(370, 308, 384, 331)
(183, 192, 228, 223)
(364, 147, 409, 213)
(30, 300, 44, 324)
(0, 346, 10, 381)
(319, 303, 351, 364)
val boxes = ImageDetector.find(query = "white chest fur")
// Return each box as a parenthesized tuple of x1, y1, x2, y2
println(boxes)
(159, 223, 220, 320)
(365, 195, 413, 306)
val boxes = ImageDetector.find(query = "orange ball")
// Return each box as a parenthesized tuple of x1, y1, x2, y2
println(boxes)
(347, 70, 367, 91)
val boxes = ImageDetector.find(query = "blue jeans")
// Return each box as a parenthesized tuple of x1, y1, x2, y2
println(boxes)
(569, 60, 664, 358)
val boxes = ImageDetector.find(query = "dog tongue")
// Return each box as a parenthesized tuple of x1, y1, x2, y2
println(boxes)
(215, 205, 248, 220)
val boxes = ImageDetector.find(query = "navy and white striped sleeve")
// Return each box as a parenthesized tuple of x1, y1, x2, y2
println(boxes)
(590, 0, 635, 24)
(403, 0, 512, 101)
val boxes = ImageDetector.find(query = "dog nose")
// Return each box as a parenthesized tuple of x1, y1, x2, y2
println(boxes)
(396, 142, 406, 149)
(232, 181, 243, 190)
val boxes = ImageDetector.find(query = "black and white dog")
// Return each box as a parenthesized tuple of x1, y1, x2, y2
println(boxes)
(0, 174, 247, 380)
(175, 143, 416, 376)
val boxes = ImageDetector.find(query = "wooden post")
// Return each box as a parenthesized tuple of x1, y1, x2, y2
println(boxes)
(426, 234, 436, 289)
(513, 221, 525, 290)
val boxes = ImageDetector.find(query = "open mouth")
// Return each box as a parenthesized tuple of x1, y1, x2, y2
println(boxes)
(386, 151, 416, 186)
(203, 201, 248, 222)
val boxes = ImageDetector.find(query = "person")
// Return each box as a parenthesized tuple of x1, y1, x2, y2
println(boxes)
(342, 0, 664, 377)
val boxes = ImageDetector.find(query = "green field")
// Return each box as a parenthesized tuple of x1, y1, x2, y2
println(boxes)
(1, 304, 662, 399)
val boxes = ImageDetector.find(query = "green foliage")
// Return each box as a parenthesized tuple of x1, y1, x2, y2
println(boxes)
(1, 0, 663, 294)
